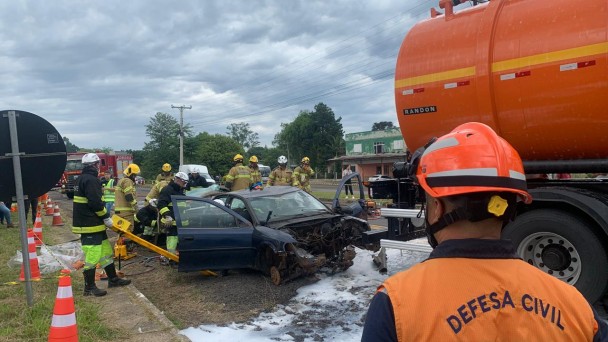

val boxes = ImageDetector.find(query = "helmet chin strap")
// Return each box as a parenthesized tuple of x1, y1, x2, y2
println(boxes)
(425, 207, 468, 248)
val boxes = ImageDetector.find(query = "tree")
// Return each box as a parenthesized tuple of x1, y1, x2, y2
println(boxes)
(372, 121, 394, 131)
(226, 122, 260, 150)
(193, 132, 244, 177)
(274, 103, 343, 173)
(140, 112, 193, 179)
(63, 137, 79, 153)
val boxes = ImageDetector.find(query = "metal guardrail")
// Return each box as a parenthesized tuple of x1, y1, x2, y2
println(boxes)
(380, 239, 433, 253)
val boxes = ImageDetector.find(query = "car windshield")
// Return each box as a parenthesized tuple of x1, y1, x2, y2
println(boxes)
(249, 190, 330, 222)
(66, 159, 82, 171)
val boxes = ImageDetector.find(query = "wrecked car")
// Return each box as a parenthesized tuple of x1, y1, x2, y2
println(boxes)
(173, 182, 371, 284)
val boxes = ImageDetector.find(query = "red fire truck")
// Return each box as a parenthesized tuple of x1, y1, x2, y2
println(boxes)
(60, 151, 133, 199)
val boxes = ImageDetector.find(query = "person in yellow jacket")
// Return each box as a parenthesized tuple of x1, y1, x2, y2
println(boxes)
(145, 179, 168, 206)
(292, 157, 314, 193)
(225, 154, 252, 191)
(154, 163, 173, 184)
(268, 155, 292, 186)
(249, 156, 262, 184)
(114, 163, 140, 230)
(361, 122, 608, 341)
(101, 170, 116, 213)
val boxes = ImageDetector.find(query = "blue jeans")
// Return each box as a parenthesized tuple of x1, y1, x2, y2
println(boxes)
(105, 202, 114, 215)
(0, 202, 11, 224)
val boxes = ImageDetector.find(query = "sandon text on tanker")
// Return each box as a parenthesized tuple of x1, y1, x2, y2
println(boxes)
(48, 269, 78, 342)
(19, 229, 41, 281)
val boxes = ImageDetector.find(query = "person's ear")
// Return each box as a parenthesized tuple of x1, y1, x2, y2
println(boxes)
(427, 197, 445, 225)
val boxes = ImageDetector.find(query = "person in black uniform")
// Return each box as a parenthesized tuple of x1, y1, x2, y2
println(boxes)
(158, 172, 188, 260)
(72, 153, 131, 297)
(134, 198, 159, 242)
(186, 166, 209, 190)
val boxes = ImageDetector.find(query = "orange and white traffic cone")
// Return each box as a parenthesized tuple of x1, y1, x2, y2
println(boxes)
(39, 193, 48, 210)
(48, 269, 78, 342)
(33, 211, 44, 246)
(52, 205, 64, 226)
(19, 229, 41, 281)
(45, 199, 55, 216)
(10, 202, 17, 212)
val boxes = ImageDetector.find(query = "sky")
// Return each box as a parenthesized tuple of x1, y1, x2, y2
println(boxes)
(180, 243, 431, 341)
(0, 0, 437, 151)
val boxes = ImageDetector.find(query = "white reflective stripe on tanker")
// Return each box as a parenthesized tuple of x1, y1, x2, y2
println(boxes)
(51, 313, 76, 327)
(56, 285, 73, 299)
(426, 168, 498, 179)
(422, 137, 459, 156)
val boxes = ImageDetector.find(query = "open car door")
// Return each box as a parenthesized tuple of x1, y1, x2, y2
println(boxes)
(172, 196, 255, 272)
(332, 172, 368, 220)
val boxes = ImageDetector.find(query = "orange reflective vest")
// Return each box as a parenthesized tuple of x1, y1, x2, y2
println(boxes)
(363, 239, 603, 341)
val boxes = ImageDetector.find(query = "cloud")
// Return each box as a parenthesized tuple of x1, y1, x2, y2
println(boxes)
(0, 0, 428, 150)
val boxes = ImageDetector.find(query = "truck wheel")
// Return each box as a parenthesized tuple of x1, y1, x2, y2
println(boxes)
(503, 209, 608, 303)
(66, 192, 74, 199)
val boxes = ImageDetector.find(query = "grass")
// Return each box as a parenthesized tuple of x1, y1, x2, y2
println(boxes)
(0, 210, 120, 342)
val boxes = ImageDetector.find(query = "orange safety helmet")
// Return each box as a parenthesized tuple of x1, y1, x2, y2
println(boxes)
(416, 122, 532, 204)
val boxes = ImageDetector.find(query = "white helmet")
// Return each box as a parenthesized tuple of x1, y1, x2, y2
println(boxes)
(191, 166, 200, 174)
(82, 153, 100, 164)
(149, 198, 158, 208)
(278, 155, 287, 164)
(175, 171, 189, 182)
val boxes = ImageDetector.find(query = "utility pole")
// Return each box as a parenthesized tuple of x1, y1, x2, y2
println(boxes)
(171, 105, 191, 166)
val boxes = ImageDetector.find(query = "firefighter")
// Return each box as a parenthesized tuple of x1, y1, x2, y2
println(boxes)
(158, 172, 188, 259)
(225, 154, 252, 191)
(114, 163, 140, 229)
(134, 198, 159, 243)
(292, 157, 315, 193)
(145, 179, 168, 206)
(155, 163, 173, 184)
(186, 166, 209, 190)
(361, 122, 608, 341)
(249, 156, 262, 184)
(72, 153, 131, 297)
(267, 155, 292, 186)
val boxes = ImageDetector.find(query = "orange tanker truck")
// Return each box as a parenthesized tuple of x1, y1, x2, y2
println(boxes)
(367, 0, 608, 304)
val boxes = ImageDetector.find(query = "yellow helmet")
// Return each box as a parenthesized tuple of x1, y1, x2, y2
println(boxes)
(301, 157, 310, 164)
(249, 156, 258, 163)
(233, 154, 244, 162)
(124, 163, 141, 177)
(162, 163, 171, 172)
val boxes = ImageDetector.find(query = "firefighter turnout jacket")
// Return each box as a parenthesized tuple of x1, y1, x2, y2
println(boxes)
(155, 172, 173, 184)
(268, 166, 293, 186)
(250, 166, 261, 184)
(186, 174, 209, 190)
(145, 180, 168, 205)
(114, 177, 137, 212)
(157, 180, 184, 254)
(361, 239, 608, 341)
(72, 166, 110, 234)
(134, 205, 158, 236)
(292, 165, 315, 192)
(226, 162, 252, 191)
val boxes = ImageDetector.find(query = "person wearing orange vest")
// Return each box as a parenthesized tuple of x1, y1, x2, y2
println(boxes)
(361, 123, 608, 341)
(225, 154, 252, 191)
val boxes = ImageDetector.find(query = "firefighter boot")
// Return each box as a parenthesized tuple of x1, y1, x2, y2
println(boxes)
(83, 269, 107, 297)
(105, 263, 132, 288)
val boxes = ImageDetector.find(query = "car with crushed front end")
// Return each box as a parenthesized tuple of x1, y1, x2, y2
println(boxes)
(173, 173, 372, 284)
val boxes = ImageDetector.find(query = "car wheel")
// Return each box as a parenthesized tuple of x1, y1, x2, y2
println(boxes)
(270, 266, 281, 285)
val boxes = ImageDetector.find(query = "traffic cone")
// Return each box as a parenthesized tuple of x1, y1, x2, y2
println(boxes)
(33, 211, 43, 246)
(39, 193, 48, 210)
(48, 269, 78, 342)
(19, 229, 41, 281)
(10, 203, 17, 212)
(45, 199, 55, 216)
(52, 205, 64, 226)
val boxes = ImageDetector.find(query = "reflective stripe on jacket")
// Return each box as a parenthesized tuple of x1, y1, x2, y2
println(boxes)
(268, 167, 293, 186)
(114, 177, 137, 211)
(226, 163, 252, 191)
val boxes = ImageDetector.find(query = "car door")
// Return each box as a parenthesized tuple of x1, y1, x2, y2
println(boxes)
(332, 172, 367, 220)
(172, 195, 256, 272)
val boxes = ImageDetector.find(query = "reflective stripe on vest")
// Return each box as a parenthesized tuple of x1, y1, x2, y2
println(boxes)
(72, 224, 106, 234)
(102, 179, 115, 202)
(73, 196, 88, 204)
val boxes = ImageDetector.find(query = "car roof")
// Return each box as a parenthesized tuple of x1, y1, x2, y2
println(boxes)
(229, 185, 299, 199)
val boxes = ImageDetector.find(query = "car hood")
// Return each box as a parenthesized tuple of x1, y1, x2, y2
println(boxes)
(265, 212, 340, 229)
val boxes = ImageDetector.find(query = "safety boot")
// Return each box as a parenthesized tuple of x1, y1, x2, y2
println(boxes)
(83, 269, 107, 297)
(104, 263, 132, 288)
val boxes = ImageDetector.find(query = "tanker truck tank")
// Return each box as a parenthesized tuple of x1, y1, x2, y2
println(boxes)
(394, 0, 608, 173)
